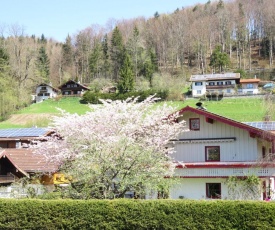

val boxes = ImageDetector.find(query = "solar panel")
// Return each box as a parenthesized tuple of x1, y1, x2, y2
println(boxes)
(243, 122, 275, 131)
(0, 128, 49, 138)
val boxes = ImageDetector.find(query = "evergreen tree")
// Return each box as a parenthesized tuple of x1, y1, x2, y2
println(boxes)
(209, 45, 230, 73)
(36, 46, 50, 82)
(89, 42, 102, 79)
(62, 35, 74, 68)
(101, 34, 110, 78)
(110, 26, 125, 81)
(118, 53, 134, 93)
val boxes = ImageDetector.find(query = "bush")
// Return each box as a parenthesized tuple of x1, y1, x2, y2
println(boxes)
(0, 200, 275, 229)
(81, 89, 169, 104)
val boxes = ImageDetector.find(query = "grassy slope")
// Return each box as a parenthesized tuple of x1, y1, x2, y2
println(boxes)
(0, 96, 268, 129)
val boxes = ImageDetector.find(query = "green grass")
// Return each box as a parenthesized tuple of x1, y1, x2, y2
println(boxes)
(167, 97, 267, 122)
(0, 96, 270, 129)
(17, 97, 90, 115)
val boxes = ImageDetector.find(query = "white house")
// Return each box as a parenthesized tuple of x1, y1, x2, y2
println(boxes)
(239, 78, 260, 94)
(169, 106, 275, 200)
(35, 83, 59, 102)
(190, 73, 240, 98)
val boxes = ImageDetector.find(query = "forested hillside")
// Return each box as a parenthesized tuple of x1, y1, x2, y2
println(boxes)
(1, 0, 275, 120)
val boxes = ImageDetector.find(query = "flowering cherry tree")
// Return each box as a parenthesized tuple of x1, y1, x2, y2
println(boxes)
(35, 96, 186, 199)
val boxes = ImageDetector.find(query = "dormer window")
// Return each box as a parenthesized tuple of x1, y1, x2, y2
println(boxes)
(190, 118, 200, 131)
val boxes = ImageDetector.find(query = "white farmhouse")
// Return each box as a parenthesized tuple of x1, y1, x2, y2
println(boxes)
(169, 106, 275, 200)
(35, 83, 59, 103)
(190, 73, 240, 98)
(239, 78, 260, 94)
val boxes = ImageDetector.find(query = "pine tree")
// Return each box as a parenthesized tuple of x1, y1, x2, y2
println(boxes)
(36, 46, 50, 82)
(101, 34, 110, 78)
(110, 26, 125, 81)
(118, 53, 134, 93)
(62, 35, 74, 68)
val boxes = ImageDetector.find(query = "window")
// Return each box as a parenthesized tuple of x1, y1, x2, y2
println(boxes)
(44, 93, 50, 96)
(190, 118, 200, 131)
(67, 85, 70, 88)
(206, 183, 221, 199)
(247, 84, 253, 89)
(197, 90, 201, 95)
(205, 146, 220, 161)
(217, 82, 223, 85)
(41, 86, 47, 90)
(226, 89, 231, 93)
(225, 81, 231, 85)
(195, 82, 203, 86)
(209, 82, 215, 86)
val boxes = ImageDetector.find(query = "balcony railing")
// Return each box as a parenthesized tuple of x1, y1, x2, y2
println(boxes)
(206, 84, 236, 89)
(176, 167, 274, 177)
(0, 174, 15, 183)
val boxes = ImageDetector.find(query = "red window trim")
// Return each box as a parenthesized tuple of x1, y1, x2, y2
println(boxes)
(189, 118, 200, 131)
(205, 146, 220, 162)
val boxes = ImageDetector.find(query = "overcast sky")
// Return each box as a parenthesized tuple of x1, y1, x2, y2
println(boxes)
(1, 0, 207, 42)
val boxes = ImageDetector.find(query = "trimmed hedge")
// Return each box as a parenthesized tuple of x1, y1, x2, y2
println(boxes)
(0, 199, 275, 229)
(81, 89, 169, 104)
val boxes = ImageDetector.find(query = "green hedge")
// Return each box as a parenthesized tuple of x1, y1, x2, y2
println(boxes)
(0, 199, 275, 229)
(81, 89, 169, 104)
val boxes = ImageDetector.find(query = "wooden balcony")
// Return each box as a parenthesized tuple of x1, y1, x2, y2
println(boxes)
(0, 174, 15, 183)
(206, 84, 236, 90)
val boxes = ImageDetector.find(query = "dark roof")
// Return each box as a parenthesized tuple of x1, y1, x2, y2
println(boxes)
(0, 149, 58, 174)
(58, 80, 90, 90)
(178, 106, 275, 141)
(0, 128, 51, 138)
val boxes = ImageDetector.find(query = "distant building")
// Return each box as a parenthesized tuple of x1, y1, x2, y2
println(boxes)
(239, 79, 260, 94)
(35, 83, 59, 102)
(190, 73, 241, 98)
(58, 80, 90, 96)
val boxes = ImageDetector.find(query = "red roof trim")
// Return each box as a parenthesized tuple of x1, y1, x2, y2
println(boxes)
(177, 106, 275, 141)
(176, 162, 275, 168)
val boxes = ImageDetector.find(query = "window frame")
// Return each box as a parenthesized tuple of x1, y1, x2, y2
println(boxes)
(206, 183, 221, 199)
(189, 118, 200, 131)
(205, 146, 220, 161)
(195, 82, 203, 86)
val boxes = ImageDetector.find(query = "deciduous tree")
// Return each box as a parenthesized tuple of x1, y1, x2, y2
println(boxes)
(35, 96, 186, 199)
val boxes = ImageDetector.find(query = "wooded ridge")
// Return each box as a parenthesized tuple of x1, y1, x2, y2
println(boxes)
(0, 0, 275, 120)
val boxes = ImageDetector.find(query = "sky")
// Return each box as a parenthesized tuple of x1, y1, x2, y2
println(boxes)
(1, 0, 207, 43)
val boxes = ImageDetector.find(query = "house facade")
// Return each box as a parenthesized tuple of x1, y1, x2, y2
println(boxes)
(35, 83, 59, 103)
(239, 78, 260, 94)
(190, 73, 241, 98)
(59, 80, 90, 96)
(0, 128, 63, 197)
(169, 106, 275, 200)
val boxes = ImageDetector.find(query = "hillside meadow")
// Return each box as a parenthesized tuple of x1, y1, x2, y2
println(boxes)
(0, 96, 269, 129)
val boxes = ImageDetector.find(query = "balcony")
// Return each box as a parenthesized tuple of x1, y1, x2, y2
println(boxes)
(0, 174, 15, 184)
(206, 84, 236, 90)
(175, 166, 275, 178)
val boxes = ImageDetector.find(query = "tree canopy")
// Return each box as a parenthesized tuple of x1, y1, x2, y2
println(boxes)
(35, 96, 186, 199)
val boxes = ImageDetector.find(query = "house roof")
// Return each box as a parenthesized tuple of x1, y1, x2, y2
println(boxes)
(190, 73, 240, 82)
(0, 149, 58, 174)
(58, 80, 90, 90)
(240, 79, 260, 83)
(177, 106, 275, 141)
(0, 128, 52, 140)
(37, 83, 59, 92)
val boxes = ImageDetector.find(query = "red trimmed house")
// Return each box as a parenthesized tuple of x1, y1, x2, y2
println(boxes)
(169, 106, 275, 200)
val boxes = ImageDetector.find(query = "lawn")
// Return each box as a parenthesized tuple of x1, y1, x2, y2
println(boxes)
(0, 96, 270, 129)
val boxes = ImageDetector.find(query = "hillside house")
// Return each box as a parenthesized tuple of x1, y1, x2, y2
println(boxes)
(35, 83, 59, 103)
(0, 128, 65, 197)
(239, 78, 261, 94)
(169, 106, 275, 200)
(59, 80, 90, 96)
(190, 73, 241, 98)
